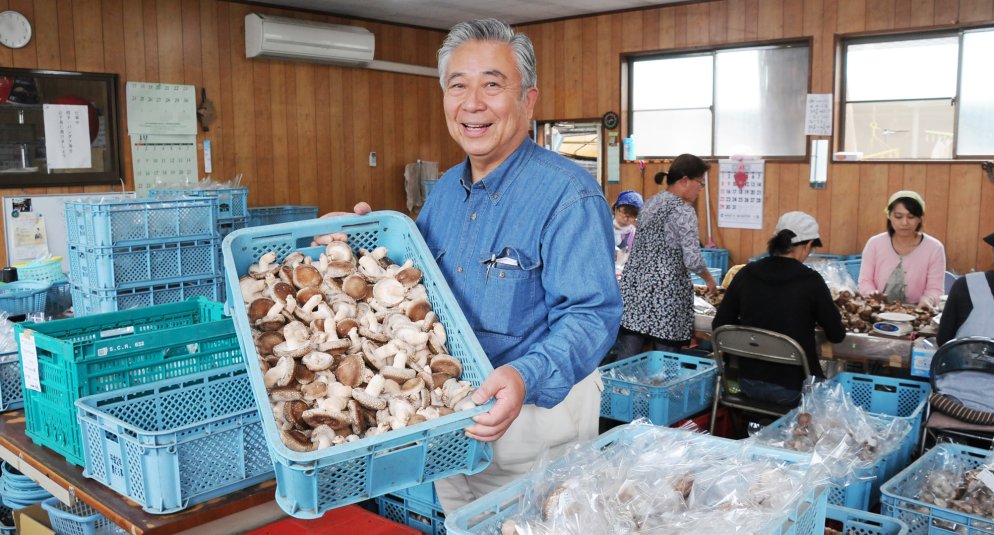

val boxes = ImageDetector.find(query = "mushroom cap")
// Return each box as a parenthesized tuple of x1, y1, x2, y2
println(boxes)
(248, 298, 276, 323)
(269, 385, 303, 401)
(336, 318, 359, 338)
(270, 281, 297, 303)
(372, 278, 406, 308)
(240, 276, 267, 302)
(303, 408, 352, 430)
(358, 326, 391, 344)
(325, 241, 354, 263)
(335, 354, 364, 387)
(405, 299, 432, 322)
(395, 265, 423, 288)
(381, 366, 416, 382)
(296, 286, 324, 305)
(273, 338, 312, 359)
(348, 399, 367, 435)
(282, 251, 306, 267)
(293, 264, 323, 289)
(408, 414, 427, 426)
(303, 351, 334, 371)
(342, 274, 370, 300)
(431, 372, 452, 389)
(255, 314, 287, 332)
(326, 261, 357, 278)
(294, 363, 316, 384)
(265, 355, 296, 388)
(352, 389, 387, 411)
(301, 381, 328, 400)
(284, 400, 309, 429)
(430, 355, 463, 379)
(400, 377, 426, 397)
(255, 331, 285, 356)
(280, 428, 314, 452)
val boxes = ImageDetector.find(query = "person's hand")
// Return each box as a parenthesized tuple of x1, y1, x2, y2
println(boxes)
(701, 271, 718, 296)
(311, 202, 372, 245)
(465, 365, 526, 442)
(917, 296, 935, 310)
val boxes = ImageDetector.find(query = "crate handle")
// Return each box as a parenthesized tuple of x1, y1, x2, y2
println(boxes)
(873, 383, 897, 394)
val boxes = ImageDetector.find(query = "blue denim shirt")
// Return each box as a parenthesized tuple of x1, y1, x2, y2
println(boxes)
(417, 139, 622, 408)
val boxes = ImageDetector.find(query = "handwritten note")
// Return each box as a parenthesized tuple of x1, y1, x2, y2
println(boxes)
(717, 159, 765, 230)
(19, 331, 41, 392)
(130, 134, 199, 196)
(805, 93, 833, 136)
(126, 82, 197, 135)
(43, 104, 92, 169)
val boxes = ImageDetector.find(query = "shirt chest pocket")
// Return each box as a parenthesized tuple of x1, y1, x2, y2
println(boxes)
(478, 249, 543, 338)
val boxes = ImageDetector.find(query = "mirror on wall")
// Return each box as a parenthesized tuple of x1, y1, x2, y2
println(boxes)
(0, 68, 122, 188)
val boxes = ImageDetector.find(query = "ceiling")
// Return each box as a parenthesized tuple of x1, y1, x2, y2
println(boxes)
(251, 0, 687, 30)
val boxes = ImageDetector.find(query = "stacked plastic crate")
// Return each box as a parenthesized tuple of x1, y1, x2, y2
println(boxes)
(377, 482, 446, 535)
(64, 196, 223, 315)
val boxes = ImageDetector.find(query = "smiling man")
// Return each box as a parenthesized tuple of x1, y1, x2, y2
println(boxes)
(418, 19, 622, 512)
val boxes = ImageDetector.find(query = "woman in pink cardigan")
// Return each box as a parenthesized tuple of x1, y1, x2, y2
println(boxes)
(858, 190, 946, 307)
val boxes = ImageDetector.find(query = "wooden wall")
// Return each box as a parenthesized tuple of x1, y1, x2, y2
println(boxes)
(0, 0, 463, 266)
(519, 0, 994, 273)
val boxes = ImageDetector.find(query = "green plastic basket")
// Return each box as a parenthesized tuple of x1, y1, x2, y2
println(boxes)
(13, 298, 242, 466)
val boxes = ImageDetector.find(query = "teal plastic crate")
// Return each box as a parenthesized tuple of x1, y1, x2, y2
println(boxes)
(701, 247, 729, 280)
(41, 497, 126, 535)
(0, 352, 22, 412)
(248, 206, 319, 227)
(377, 493, 446, 535)
(599, 351, 717, 425)
(881, 443, 994, 534)
(67, 240, 220, 291)
(0, 281, 49, 316)
(445, 426, 828, 535)
(827, 505, 907, 534)
(149, 187, 248, 221)
(222, 211, 494, 518)
(12, 258, 66, 284)
(13, 298, 241, 466)
(65, 196, 219, 248)
(691, 266, 722, 286)
(77, 366, 273, 514)
(70, 277, 224, 316)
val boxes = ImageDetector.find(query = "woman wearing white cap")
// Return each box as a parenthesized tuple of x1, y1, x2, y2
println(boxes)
(858, 191, 946, 307)
(712, 211, 845, 405)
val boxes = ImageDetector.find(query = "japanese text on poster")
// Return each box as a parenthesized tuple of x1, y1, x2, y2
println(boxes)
(126, 82, 197, 135)
(130, 134, 199, 196)
(718, 159, 765, 230)
(805, 93, 833, 136)
(43, 104, 92, 169)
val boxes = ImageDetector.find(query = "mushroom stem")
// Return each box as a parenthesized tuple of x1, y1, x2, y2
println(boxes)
(392, 351, 408, 369)
(365, 374, 386, 397)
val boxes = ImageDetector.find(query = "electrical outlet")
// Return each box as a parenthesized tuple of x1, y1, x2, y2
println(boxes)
(369, 152, 377, 167)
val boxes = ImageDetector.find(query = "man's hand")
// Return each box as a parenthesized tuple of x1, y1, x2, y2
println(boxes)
(465, 365, 526, 442)
(311, 202, 372, 245)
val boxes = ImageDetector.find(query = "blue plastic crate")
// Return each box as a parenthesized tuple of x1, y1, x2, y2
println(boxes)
(445, 426, 828, 535)
(219, 218, 247, 240)
(248, 206, 319, 227)
(394, 481, 438, 504)
(76, 366, 273, 514)
(65, 196, 219, 248)
(0, 281, 49, 316)
(765, 406, 914, 510)
(827, 505, 908, 534)
(843, 258, 862, 283)
(690, 267, 722, 286)
(149, 187, 248, 221)
(222, 211, 494, 518)
(70, 277, 224, 316)
(67, 240, 220, 291)
(881, 443, 994, 534)
(13, 258, 66, 284)
(377, 493, 446, 535)
(826, 373, 930, 441)
(599, 351, 717, 425)
(807, 254, 847, 263)
(46, 281, 72, 317)
(41, 497, 126, 535)
(701, 248, 729, 280)
(0, 352, 22, 412)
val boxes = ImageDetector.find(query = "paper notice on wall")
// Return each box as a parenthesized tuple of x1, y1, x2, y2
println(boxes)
(43, 104, 92, 169)
(126, 82, 197, 135)
(9, 211, 50, 260)
(19, 331, 41, 392)
(130, 134, 199, 196)
(805, 93, 833, 136)
(717, 159, 765, 230)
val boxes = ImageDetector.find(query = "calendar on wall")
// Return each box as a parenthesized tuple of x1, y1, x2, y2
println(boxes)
(130, 135, 198, 196)
(717, 159, 765, 230)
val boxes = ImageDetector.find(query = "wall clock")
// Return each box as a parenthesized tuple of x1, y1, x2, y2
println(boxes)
(0, 11, 32, 49)
(602, 111, 619, 130)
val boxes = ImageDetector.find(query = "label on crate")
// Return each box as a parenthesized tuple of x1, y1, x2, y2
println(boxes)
(979, 469, 994, 493)
(18, 331, 41, 392)
(104, 432, 127, 490)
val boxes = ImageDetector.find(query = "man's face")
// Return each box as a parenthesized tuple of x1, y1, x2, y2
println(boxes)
(442, 40, 538, 180)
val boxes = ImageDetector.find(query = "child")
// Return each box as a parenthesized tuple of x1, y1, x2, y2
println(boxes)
(613, 190, 644, 264)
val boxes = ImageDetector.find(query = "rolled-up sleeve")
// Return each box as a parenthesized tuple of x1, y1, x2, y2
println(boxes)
(665, 204, 707, 273)
(508, 194, 623, 408)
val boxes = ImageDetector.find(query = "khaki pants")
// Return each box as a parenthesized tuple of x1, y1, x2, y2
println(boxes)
(435, 371, 603, 513)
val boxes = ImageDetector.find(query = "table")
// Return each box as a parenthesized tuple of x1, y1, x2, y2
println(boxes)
(0, 409, 279, 535)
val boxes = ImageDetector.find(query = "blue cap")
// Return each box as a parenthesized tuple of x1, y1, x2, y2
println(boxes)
(614, 190, 644, 210)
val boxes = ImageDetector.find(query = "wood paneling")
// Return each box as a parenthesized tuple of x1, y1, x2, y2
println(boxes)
(0, 0, 462, 266)
(517, 0, 993, 273)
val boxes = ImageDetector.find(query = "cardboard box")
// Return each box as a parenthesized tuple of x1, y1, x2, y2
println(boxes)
(14, 502, 56, 535)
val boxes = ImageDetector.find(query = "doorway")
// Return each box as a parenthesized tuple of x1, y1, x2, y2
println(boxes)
(535, 121, 603, 187)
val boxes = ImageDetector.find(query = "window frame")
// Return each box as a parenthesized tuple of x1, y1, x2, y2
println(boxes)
(624, 37, 813, 162)
(839, 25, 994, 161)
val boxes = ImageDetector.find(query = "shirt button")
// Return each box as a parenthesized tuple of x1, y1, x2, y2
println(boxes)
(471, 213, 477, 221)
(492, 193, 499, 200)
(499, 272, 505, 278)
(457, 266, 463, 273)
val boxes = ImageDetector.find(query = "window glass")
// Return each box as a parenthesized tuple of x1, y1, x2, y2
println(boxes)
(632, 109, 712, 157)
(957, 29, 994, 156)
(846, 37, 958, 102)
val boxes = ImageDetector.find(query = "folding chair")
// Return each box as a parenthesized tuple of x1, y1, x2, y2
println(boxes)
(709, 325, 811, 435)
(944, 271, 959, 294)
(921, 336, 994, 453)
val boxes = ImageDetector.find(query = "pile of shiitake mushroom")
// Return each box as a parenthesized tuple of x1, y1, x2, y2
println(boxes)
(833, 290, 935, 334)
(239, 242, 477, 452)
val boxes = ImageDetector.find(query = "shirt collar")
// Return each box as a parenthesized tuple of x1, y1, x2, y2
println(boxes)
(459, 138, 536, 205)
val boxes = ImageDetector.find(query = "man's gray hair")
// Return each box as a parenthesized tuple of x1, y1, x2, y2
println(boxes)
(437, 18, 537, 98)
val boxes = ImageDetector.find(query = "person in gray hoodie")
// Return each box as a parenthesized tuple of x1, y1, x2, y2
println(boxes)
(712, 211, 846, 405)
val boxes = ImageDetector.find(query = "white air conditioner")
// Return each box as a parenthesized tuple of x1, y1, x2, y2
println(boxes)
(245, 13, 375, 66)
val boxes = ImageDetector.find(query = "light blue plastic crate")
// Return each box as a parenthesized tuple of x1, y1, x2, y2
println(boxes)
(70, 277, 224, 316)
(394, 481, 438, 504)
(41, 497, 126, 535)
(690, 266, 722, 286)
(67, 240, 220, 291)
(76, 365, 273, 514)
(765, 406, 914, 510)
(377, 493, 446, 535)
(0, 352, 22, 412)
(248, 206, 319, 227)
(807, 254, 847, 263)
(881, 443, 994, 534)
(222, 211, 494, 518)
(12, 258, 66, 284)
(701, 247, 729, 280)
(0, 281, 49, 316)
(843, 258, 862, 283)
(828, 505, 907, 534)
(826, 373, 930, 441)
(149, 187, 248, 221)
(219, 217, 247, 240)
(599, 351, 717, 425)
(65, 196, 219, 248)
(445, 426, 828, 535)
(46, 280, 72, 317)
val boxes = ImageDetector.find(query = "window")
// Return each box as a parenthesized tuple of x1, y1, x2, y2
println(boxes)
(628, 42, 810, 159)
(842, 28, 994, 159)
